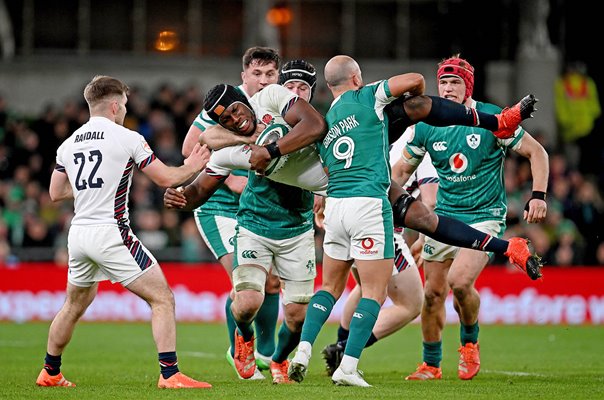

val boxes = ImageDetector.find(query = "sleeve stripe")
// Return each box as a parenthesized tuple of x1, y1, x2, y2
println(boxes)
(281, 97, 299, 117)
(138, 154, 157, 169)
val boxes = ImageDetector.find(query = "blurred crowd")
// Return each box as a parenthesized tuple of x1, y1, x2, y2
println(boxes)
(0, 82, 602, 267)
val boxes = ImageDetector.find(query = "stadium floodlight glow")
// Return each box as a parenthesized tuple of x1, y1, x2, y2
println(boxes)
(154, 30, 179, 52)
(266, 5, 292, 27)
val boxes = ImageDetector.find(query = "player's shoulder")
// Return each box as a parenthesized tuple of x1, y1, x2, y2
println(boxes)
(256, 83, 295, 100)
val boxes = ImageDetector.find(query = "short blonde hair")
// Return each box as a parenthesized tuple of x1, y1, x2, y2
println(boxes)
(83, 75, 129, 107)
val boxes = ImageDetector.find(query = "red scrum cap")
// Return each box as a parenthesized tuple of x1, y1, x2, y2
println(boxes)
(437, 55, 474, 101)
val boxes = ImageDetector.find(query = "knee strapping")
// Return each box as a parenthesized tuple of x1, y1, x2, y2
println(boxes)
(232, 266, 266, 294)
(392, 193, 416, 227)
(281, 280, 314, 305)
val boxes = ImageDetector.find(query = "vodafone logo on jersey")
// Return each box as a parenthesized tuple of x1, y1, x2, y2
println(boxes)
(360, 238, 378, 255)
(449, 153, 468, 173)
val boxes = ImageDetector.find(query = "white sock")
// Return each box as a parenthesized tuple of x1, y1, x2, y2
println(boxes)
(339, 355, 359, 374)
(297, 341, 312, 355)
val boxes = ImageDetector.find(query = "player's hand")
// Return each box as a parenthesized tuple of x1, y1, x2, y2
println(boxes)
(185, 144, 210, 171)
(313, 195, 326, 229)
(248, 144, 271, 175)
(523, 198, 547, 223)
(240, 123, 265, 145)
(164, 187, 187, 209)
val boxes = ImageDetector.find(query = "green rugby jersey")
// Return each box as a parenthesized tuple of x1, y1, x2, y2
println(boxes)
(405, 100, 524, 225)
(236, 172, 314, 240)
(319, 80, 395, 198)
(191, 85, 248, 218)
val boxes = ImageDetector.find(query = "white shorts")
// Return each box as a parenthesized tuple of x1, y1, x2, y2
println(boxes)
(352, 228, 416, 276)
(422, 219, 503, 262)
(67, 224, 157, 287)
(194, 212, 237, 259)
(323, 197, 394, 261)
(234, 226, 316, 282)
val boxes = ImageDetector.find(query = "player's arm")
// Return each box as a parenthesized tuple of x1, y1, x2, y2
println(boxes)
(391, 148, 420, 187)
(164, 171, 225, 211)
(512, 132, 549, 223)
(248, 99, 326, 173)
(143, 143, 210, 188)
(387, 73, 425, 98)
(49, 168, 73, 202)
(279, 99, 326, 154)
(199, 125, 257, 150)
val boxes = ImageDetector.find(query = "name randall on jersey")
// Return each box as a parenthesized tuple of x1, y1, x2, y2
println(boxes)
(323, 115, 359, 147)
(75, 131, 105, 142)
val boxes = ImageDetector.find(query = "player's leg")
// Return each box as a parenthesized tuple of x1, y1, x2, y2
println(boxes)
(37, 282, 97, 387)
(386, 94, 538, 142)
(374, 265, 423, 338)
(323, 266, 422, 376)
(255, 271, 280, 369)
(448, 249, 487, 380)
(195, 213, 239, 355)
(333, 258, 391, 386)
(289, 254, 352, 383)
(405, 258, 452, 381)
(337, 280, 362, 339)
(230, 263, 267, 379)
(390, 184, 543, 279)
(37, 225, 103, 388)
(230, 226, 279, 379)
(270, 283, 310, 384)
(111, 220, 210, 389)
(331, 197, 394, 387)
(447, 222, 498, 381)
(269, 229, 316, 384)
(196, 212, 274, 375)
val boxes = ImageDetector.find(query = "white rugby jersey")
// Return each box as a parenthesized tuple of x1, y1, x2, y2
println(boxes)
(55, 116, 156, 226)
(205, 84, 329, 195)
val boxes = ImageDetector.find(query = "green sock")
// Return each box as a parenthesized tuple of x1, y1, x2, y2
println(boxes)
(225, 297, 236, 356)
(460, 321, 479, 345)
(300, 290, 336, 345)
(423, 341, 442, 368)
(272, 323, 301, 363)
(344, 298, 380, 359)
(254, 292, 279, 357)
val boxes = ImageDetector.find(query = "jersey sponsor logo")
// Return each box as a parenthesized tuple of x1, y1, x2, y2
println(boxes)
(74, 131, 105, 142)
(423, 243, 435, 255)
(432, 141, 448, 151)
(241, 250, 258, 259)
(229, 236, 235, 246)
(313, 303, 327, 312)
(262, 114, 273, 124)
(466, 133, 481, 149)
(353, 312, 363, 319)
(449, 153, 469, 173)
